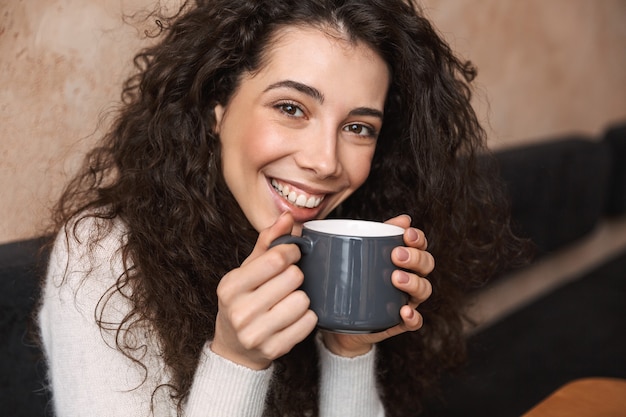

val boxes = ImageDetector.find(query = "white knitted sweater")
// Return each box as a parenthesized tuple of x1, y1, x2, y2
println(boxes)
(38, 218, 385, 416)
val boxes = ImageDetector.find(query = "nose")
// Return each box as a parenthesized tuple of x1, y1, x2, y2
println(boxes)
(295, 126, 342, 178)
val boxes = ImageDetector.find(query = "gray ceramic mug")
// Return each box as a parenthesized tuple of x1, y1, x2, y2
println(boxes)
(271, 219, 409, 333)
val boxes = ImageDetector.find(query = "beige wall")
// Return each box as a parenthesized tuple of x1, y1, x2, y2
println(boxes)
(1, 0, 626, 244)
(423, 0, 626, 148)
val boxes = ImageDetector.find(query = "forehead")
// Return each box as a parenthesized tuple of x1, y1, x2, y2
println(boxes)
(255, 24, 388, 78)
(242, 25, 390, 97)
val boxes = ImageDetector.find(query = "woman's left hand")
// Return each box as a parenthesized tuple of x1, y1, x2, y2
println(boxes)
(321, 214, 434, 357)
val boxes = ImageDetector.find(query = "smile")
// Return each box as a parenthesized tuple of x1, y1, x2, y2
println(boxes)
(271, 179, 325, 208)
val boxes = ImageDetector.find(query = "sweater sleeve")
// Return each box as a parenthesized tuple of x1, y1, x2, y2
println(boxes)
(316, 335, 385, 417)
(185, 343, 273, 416)
(38, 219, 272, 417)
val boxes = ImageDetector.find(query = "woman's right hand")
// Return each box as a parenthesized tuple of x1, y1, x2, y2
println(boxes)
(211, 212, 318, 370)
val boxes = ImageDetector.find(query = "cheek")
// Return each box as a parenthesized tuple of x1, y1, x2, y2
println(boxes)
(222, 119, 277, 165)
(347, 148, 376, 188)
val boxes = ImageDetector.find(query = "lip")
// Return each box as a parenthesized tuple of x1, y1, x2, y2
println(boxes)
(266, 177, 330, 223)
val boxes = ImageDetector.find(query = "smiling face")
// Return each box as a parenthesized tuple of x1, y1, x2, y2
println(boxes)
(214, 25, 390, 233)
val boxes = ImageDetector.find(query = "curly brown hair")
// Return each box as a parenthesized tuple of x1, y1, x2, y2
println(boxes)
(49, 0, 527, 415)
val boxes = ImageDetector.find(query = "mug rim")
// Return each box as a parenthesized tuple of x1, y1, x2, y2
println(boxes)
(303, 219, 404, 237)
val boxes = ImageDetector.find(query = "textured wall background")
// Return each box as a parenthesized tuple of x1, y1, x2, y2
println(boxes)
(1, 0, 626, 244)
(423, 0, 626, 148)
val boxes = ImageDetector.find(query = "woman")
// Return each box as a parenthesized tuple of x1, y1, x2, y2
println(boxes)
(38, 0, 526, 416)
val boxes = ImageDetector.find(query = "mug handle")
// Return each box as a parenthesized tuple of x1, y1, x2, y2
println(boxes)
(269, 235, 313, 255)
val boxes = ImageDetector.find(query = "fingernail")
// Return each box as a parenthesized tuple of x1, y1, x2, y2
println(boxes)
(407, 228, 419, 243)
(396, 247, 410, 262)
(397, 271, 410, 284)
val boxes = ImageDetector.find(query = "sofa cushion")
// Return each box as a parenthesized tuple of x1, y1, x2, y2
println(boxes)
(604, 122, 626, 216)
(0, 238, 50, 416)
(495, 136, 611, 255)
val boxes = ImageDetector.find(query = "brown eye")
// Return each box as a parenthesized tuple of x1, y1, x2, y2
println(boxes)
(277, 103, 304, 117)
(344, 123, 375, 137)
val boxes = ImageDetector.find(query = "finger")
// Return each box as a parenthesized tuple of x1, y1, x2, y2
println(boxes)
(403, 227, 428, 251)
(240, 291, 317, 360)
(222, 264, 304, 332)
(392, 246, 435, 277)
(261, 309, 318, 360)
(218, 244, 301, 301)
(384, 214, 412, 230)
(362, 305, 424, 344)
(237, 289, 312, 350)
(243, 212, 296, 266)
(392, 270, 432, 307)
(398, 305, 424, 332)
(265, 290, 312, 333)
(384, 215, 428, 251)
(386, 306, 425, 337)
(246, 264, 305, 313)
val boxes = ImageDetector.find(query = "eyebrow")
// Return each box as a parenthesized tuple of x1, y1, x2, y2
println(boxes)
(349, 107, 384, 120)
(264, 80, 325, 103)
(264, 79, 384, 120)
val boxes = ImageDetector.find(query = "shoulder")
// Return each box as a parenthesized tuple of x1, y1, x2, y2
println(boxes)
(40, 213, 142, 344)
(50, 213, 128, 277)
(44, 213, 130, 310)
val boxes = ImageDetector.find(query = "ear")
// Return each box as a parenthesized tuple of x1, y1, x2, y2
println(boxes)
(213, 103, 225, 134)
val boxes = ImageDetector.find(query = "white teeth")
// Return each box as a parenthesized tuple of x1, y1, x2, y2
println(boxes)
(305, 196, 317, 208)
(271, 179, 324, 208)
(295, 194, 307, 206)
